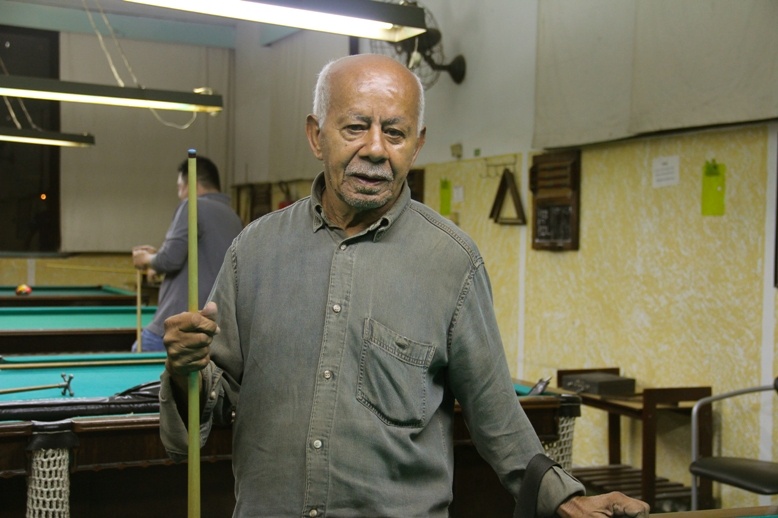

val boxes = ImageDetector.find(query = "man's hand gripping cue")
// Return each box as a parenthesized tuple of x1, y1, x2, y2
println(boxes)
(163, 301, 220, 407)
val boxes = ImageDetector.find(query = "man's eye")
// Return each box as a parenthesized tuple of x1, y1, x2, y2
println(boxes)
(385, 129, 405, 138)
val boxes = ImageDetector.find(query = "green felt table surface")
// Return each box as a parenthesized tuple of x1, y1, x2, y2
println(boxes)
(0, 305, 156, 331)
(514, 381, 539, 395)
(0, 285, 135, 298)
(513, 379, 563, 396)
(0, 352, 166, 401)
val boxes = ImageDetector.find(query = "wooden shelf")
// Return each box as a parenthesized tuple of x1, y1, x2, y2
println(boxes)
(558, 368, 713, 510)
(572, 464, 692, 507)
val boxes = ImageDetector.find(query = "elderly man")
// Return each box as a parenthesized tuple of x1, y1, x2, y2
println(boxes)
(160, 54, 649, 518)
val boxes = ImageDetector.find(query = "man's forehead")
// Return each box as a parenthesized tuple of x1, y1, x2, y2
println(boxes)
(330, 90, 417, 123)
(330, 64, 416, 101)
(325, 65, 420, 128)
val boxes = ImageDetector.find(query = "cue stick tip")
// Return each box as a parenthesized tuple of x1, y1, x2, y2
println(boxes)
(188, 149, 197, 158)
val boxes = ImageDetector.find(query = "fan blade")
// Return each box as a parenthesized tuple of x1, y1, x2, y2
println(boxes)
(407, 51, 422, 69)
(394, 39, 417, 56)
(415, 28, 442, 53)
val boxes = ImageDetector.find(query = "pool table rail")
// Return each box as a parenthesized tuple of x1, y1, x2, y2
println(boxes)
(0, 306, 157, 355)
(0, 415, 233, 478)
(0, 285, 138, 307)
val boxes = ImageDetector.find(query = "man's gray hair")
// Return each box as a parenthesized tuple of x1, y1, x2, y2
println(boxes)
(312, 57, 425, 135)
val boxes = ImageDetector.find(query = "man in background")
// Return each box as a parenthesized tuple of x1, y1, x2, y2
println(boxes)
(131, 156, 243, 352)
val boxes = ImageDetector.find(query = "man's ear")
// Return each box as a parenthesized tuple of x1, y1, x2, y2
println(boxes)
(306, 115, 323, 160)
(411, 126, 427, 164)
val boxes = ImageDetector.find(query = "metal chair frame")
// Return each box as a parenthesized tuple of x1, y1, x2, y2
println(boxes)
(690, 377, 778, 510)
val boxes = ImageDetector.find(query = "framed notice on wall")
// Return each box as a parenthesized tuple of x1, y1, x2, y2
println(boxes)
(529, 150, 581, 251)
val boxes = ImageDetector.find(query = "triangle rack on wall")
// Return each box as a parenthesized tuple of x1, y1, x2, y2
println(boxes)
(489, 168, 526, 225)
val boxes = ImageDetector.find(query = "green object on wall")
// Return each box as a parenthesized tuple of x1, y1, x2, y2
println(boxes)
(440, 178, 452, 216)
(702, 159, 726, 216)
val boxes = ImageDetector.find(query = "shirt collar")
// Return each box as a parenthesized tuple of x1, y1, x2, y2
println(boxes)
(309, 172, 411, 241)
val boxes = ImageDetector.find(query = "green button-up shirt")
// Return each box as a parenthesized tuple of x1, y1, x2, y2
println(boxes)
(160, 174, 583, 517)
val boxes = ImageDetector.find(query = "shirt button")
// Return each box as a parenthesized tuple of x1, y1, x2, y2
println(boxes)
(309, 509, 318, 517)
(313, 439, 323, 449)
(339, 244, 347, 250)
(323, 370, 332, 380)
(332, 304, 342, 313)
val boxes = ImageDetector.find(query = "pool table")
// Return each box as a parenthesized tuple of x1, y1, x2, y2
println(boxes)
(0, 285, 138, 307)
(0, 358, 579, 518)
(0, 353, 234, 517)
(0, 305, 156, 355)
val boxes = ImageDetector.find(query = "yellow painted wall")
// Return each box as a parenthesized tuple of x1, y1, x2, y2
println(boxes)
(425, 125, 776, 509)
(0, 254, 136, 291)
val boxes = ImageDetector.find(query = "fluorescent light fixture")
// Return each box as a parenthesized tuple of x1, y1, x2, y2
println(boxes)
(123, 0, 427, 42)
(0, 127, 95, 147)
(0, 75, 223, 113)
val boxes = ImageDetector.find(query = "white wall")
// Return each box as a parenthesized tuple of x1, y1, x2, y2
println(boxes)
(534, 0, 778, 148)
(232, 25, 347, 185)
(59, 33, 232, 252)
(232, 0, 539, 183)
(411, 0, 539, 165)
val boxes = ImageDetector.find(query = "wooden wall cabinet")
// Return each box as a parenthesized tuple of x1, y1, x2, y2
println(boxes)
(530, 150, 581, 251)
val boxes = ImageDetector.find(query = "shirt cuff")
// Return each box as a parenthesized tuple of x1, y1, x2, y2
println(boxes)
(537, 466, 586, 517)
(158, 370, 190, 462)
(158, 366, 218, 462)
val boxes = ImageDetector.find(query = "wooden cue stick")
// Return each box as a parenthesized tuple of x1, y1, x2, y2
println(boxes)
(187, 149, 201, 517)
(0, 373, 73, 396)
(136, 269, 143, 352)
(0, 358, 165, 369)
(0, 382, 70, 395)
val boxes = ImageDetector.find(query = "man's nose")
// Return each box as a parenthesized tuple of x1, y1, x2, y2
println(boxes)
(362, 127, 388, 161)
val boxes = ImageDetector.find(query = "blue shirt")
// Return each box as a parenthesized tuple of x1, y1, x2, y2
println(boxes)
(160, 174, 584, 517)
(147, 192, 243, 337)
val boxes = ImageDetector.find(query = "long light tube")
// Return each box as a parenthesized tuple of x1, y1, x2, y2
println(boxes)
(0, 75, 223, 113)
(123, 0, 427, 42)
(0, 127, 95, 147)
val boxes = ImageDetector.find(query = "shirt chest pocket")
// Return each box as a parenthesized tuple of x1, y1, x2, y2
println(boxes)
(357, 318, 436, 428)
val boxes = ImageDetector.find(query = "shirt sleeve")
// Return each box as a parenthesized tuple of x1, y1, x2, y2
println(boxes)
(445, 263, 585, 515)
(151, 202, 190, 274)
(158, 364, 220, 462)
